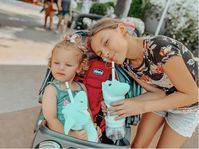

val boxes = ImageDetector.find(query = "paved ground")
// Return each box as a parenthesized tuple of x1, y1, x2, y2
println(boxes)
(0, 65, 46, 114)
(0, 0, 198, 148)
(0, 0, 60, 147)
(0, 106, 41, 148)
(0, 0, 62, 113)
(0, 105, 198, 148)
(0, 0, 61, 65)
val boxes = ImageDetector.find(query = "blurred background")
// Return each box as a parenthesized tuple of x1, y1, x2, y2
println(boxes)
(0, 0, 198, 147)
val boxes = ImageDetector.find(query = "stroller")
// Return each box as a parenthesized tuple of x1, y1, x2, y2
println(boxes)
(31, 30, 142, 148)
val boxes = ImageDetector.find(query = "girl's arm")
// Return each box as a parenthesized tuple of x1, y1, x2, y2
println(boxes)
(144, 56, 198, 112)
(109, 90, 166, 119)
(42, 85, 64, 133)
(110, 56, 198, 119)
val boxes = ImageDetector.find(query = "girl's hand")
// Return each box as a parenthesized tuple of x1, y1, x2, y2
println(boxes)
(58, 7, 62, 11)
(68, 129, 87, 140)
(108, 99, 145, 120)
(101, 101, 108, 115)
(94, 123, 102, 138)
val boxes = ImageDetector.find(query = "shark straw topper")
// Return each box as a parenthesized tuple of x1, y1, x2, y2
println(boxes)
(62, 82, 98, 142)
(102, 62, 130, 141)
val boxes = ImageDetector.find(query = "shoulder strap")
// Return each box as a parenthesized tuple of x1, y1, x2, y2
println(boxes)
(49, 81, 60, 95)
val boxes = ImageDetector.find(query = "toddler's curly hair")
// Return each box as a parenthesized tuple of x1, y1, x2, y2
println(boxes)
(48, 33, 89, 75)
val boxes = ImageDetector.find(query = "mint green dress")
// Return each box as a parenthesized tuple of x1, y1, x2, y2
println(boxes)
(50, 80, 84, 125)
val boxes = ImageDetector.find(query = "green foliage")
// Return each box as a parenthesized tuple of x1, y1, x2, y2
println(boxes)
(89, 3, 107, 16)
(128, 0, 151, 20)
(128, 0, 198, 54)
(165, 9, 198, 53)
(105, 2, 114, 8)
(89, 2, 115, 16)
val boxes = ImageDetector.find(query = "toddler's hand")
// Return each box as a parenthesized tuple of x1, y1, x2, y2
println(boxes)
(68, 129, 87, 140)
(94, 123, 102, 138)
(101, 101, 108, 115)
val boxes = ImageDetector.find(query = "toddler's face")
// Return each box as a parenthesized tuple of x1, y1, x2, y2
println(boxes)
(90, 28, 128, 64)
(50, 48, 81, 82)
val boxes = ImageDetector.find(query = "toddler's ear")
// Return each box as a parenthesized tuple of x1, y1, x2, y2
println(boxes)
(76, 64, 83, 73)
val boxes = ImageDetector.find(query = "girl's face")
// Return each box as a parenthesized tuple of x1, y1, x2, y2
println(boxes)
(90, 26, 128, 64)
(50, 48, 81, 82)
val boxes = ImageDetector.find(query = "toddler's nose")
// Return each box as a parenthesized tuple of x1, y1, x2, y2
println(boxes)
(59, 64, 65, 70)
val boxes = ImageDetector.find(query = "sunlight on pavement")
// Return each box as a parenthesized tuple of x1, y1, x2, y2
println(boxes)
(0, 38, 52, 65)
(0, 1, 60, 65)
(0, 1, 42, 17)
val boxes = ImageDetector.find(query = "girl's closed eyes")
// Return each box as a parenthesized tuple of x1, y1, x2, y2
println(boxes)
(65, 63, 73, 67)
(53, 61, 60, 65)
(104, 39, 109, 47)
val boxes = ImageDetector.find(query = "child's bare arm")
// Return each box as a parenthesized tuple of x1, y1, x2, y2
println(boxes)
(109, 56, 198, 120)
(42, 85, 64, 133)
(68, 130, 88, 140)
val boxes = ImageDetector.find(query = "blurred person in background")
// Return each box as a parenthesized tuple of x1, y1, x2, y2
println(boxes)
(56, 0, 72, 34)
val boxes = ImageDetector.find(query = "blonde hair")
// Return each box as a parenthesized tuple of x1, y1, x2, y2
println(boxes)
(48, 34, 88, 75)
(89, 18, 125, 35)
(87, 18, 125, 49)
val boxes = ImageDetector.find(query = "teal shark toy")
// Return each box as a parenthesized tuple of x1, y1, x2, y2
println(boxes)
(102, 80, 130, 127)
(62, 83, 98, 142)
(102, 62, 130, 141)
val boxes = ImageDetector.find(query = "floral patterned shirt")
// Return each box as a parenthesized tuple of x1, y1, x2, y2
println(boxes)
(123, 35, 198, 108)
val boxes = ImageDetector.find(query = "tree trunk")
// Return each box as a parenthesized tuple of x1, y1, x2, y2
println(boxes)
(114, 0, 132, 18)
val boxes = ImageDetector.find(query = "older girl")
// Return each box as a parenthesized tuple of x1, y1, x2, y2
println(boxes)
(88, 18, 198, 148)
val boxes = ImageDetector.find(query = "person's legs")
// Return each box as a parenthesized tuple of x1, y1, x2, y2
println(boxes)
(44, 8, 49, 28)
(63, 15, 69, 33)
(44, 2, 50, 28)
(156, 122, 187, 148)
(48, 10, 54, 30)
(56, 12, 63, 33)
(131, 112, 165, 148)
(157, 111, 198, 148)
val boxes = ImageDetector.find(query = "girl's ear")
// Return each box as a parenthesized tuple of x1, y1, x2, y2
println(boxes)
(117, 23, 127, 35)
